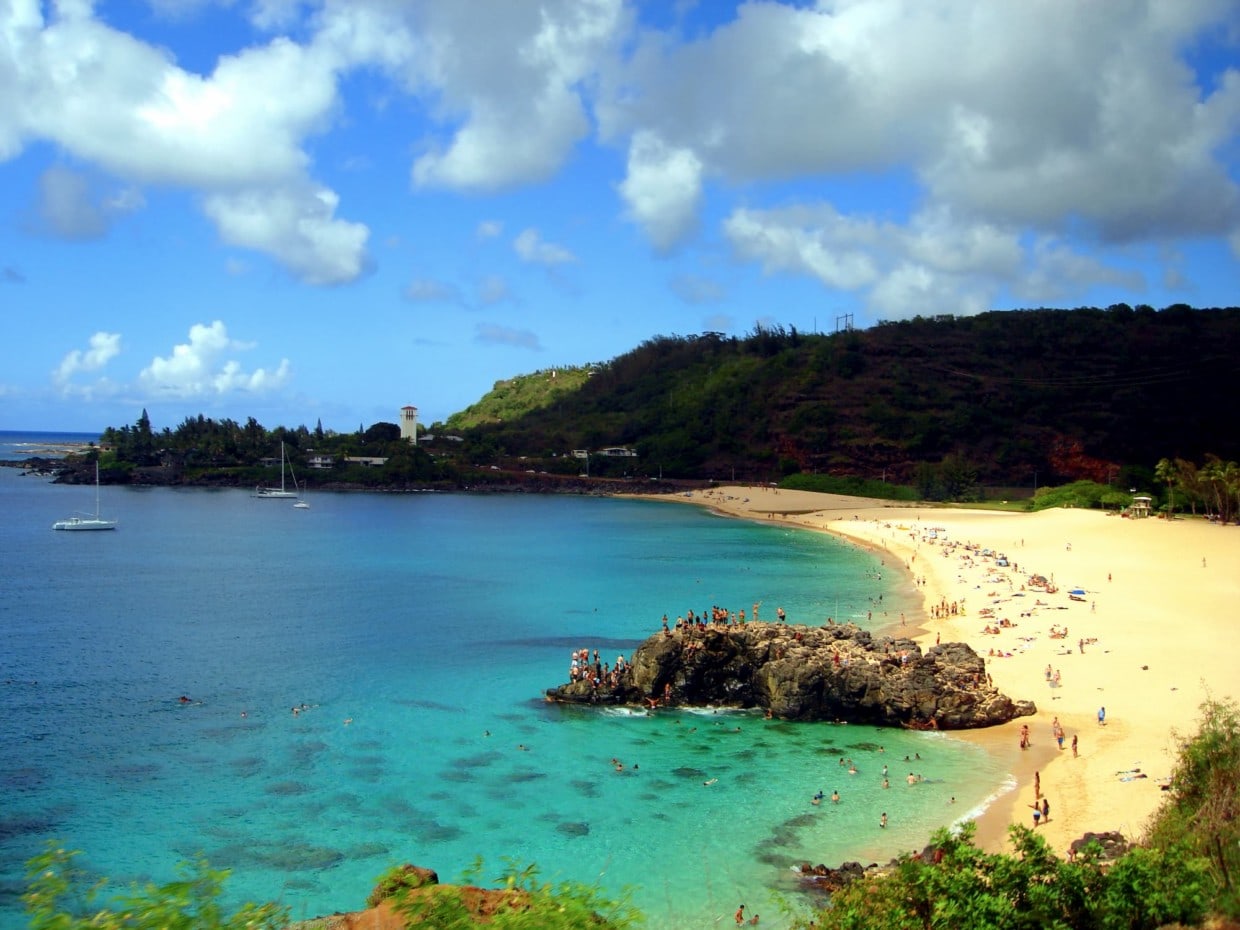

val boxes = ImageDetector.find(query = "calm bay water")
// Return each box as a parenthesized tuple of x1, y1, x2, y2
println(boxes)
(0, 457, 1009, 929)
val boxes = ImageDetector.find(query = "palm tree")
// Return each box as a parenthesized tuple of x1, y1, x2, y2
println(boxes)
(1200, 456, 1240, 524)
(1173, 457, 1203, 516)
(1220, 460, 1240, 524)
(1155, 457, 1177, 519)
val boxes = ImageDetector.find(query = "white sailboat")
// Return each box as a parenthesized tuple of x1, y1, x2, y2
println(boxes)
(53, 460, 117, 531)
(254, 442, 298, 499)
(293, 471, 310, 509)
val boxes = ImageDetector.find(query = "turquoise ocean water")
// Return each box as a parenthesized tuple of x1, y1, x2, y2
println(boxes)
(0, 442, 1011, 929)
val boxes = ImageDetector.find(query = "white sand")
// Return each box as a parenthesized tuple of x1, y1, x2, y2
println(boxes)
(633, 486, 1240, 856)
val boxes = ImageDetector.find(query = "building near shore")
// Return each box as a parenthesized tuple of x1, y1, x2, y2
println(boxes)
(400, 405, 418, 445)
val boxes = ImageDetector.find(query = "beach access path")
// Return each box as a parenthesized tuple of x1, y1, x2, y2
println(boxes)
(632, 486, 1240, 859)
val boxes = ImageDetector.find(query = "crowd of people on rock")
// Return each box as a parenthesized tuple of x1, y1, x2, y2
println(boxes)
(660, 602, 790, 635)
(568, 647, 631, 691)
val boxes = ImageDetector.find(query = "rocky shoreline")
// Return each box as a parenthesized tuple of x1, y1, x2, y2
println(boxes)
(545, 621, 1036, 729)
(0, 456, 690, 496)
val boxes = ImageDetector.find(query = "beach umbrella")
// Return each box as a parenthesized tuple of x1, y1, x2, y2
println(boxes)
(1070, 588, 1086, 596)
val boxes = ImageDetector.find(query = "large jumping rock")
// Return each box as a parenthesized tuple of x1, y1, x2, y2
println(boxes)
(546, 622, 1034, 730)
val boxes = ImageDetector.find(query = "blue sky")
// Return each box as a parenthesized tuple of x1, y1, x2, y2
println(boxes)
(2, 0, 1238, 433)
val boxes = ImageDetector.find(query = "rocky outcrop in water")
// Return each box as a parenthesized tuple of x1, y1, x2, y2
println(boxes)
(545, 621, 1034, 729)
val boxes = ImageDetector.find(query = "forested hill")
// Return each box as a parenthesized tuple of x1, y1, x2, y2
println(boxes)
(454, 305, 1240, 486)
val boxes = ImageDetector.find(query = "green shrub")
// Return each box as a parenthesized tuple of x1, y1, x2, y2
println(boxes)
(393, 858, 644, 930)
(789, 822, 1213, 930)
(23, 843, 288, 930)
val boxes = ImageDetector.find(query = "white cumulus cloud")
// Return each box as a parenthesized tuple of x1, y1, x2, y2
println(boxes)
(138, 321, 290, 398)
(2, 1, 371, 284)
(600, 0, 1240, 310)
(408, 0, 625, 191)
(203, 187, 370, 286)
(725, 205, 881, 291)
(514, 228, 576, 266)
(618, 130, 702, 253)
(54, 331, 122, 385)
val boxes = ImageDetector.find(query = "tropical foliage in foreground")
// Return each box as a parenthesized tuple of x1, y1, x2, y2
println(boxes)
(376, 858, 642, 930)
(790, 822, 1211, 930)
(1146, 699, 1240, 916)
(23, 846, 288, 930)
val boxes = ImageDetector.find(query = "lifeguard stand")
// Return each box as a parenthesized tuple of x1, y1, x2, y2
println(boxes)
(1129, 495, 1152, 518)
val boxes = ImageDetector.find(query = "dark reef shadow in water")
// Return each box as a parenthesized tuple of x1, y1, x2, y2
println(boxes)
(0, 766, 47, 792)
(229, 755, 266, 778)
(265, 780, 312, 796)
(848, 741, 884, 753)
(105, 761, 162, 782)
(492, 635, 643, 653)
(570, 778, 601, 798)
(451, 750, 504, 768)
(288, 740, 330, 765)
(0, 810, 65, 843)
(508, 769, 547, 784)
(394, 698, 465, 713)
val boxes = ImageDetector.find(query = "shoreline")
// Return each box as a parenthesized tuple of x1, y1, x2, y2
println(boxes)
(628, 486, 1240, 859)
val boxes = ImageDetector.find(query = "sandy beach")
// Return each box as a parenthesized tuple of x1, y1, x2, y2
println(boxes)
(636, 486, 1240, 858)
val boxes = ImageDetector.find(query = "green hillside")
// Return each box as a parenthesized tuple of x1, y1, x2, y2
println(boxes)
(453, 305, 1240, 488)
(444, 366, 597, 430)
